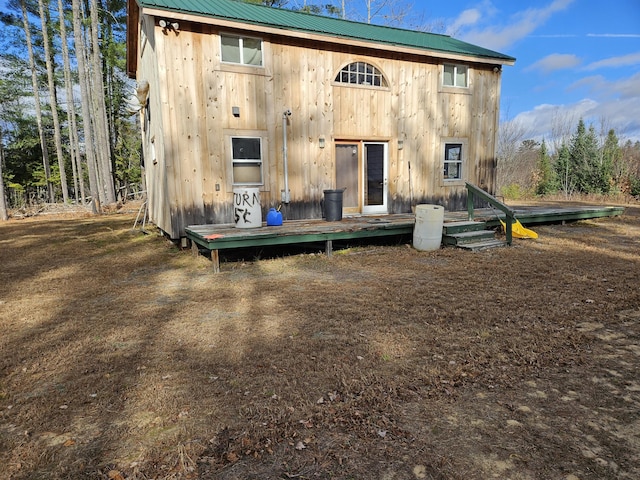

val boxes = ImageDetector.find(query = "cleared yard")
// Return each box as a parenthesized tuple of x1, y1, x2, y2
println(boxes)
(0, 202, 639, 479)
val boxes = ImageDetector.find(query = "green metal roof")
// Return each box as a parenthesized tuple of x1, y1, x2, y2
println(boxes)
(136, 0, 515, 63)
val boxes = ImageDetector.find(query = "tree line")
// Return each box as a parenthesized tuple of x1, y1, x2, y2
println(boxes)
(497, 114, 640, 200)
(0, 0, 139, 220)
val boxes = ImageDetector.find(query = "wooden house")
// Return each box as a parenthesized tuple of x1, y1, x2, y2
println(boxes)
(126, 0, 515, 240)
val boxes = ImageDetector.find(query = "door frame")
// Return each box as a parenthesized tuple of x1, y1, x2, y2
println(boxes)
(361, 141, 388, 215)
(335, 140, 389, 215)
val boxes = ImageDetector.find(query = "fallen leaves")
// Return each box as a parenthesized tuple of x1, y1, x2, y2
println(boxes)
(108, 470, 125, 480)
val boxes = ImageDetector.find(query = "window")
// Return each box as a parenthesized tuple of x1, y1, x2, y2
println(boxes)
(231, 137, 263, 185)
(443, 64, 468, 88)
(335, 62, 388, 87)
(221, 35, 263, 66)
(444, 143, 463, 180)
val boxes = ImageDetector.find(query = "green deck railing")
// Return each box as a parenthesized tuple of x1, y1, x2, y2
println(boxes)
(465, 182, 516, 245)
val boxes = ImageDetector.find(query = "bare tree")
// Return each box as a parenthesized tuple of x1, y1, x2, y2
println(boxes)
(496, 110, 529, 192)
(362, 0, 410, 25)
(549, 107, 575, 156)
(38, 0, 69, 203)
(19, 0, 54, 202)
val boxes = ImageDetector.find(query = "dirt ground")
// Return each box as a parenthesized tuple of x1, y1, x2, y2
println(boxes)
(0, 200, 639, 480)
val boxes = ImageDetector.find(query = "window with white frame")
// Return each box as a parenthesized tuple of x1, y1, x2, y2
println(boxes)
(444, 142, 463, 180)
(335, 62, 388, 87)
(443, 64, 468, 88)
(231, 137, 263, 185)
(221, 34, 263, 66)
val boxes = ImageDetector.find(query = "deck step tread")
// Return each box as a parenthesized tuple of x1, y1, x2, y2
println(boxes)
(443, 220, 485, 227)
(446, 229, 495, 238)
(442, 220, 489, 234)
(457, 239, 508, 251)
(442, 229, 496, 246)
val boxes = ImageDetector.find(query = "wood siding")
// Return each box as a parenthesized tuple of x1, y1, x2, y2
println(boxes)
(136, 18, 503, 238)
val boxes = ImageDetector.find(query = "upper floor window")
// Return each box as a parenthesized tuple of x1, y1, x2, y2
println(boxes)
(335, 62, 388, 87)
(443, 64, 468, 88)
(221, 34, 263, 66)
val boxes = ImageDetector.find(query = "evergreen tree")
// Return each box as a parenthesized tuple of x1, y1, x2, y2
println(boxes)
(568, 119, 602, 194)
(601, 129, 619, 190)
(535, 140, 557, 195)
(555, 144, 573, 196)
(0, 124, 8, 220)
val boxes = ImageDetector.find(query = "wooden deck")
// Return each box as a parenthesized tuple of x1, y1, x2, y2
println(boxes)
(185, 205, 625, 272)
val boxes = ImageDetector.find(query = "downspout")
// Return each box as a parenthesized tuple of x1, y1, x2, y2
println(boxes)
(282, 109, 292, 203)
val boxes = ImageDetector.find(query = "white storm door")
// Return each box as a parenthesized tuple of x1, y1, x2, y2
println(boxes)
(361, 142, 388, 214)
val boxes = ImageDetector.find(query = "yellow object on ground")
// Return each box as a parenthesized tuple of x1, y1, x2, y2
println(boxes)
(500, 219, 538, 239)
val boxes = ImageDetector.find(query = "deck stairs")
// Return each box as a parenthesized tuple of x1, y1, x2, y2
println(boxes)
(442, 220, 506, 251)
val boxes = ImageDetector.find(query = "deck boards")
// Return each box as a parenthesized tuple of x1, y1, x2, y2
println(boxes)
(186, 214, 415, 251)
(185, 205, 625, 271)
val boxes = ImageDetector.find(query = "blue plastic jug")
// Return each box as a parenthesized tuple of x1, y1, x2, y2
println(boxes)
(266, 208, 283, 226)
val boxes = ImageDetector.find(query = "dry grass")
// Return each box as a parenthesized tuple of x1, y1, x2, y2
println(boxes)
(1, 201, 639, 479)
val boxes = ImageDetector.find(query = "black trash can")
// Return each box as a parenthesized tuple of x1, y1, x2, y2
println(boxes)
(323, 188, 345, 221)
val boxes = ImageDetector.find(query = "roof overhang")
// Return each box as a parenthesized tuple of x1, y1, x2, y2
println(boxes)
(127, 1, 515, 78)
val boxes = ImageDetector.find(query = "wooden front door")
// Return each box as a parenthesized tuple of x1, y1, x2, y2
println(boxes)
(335, 141, 388, 215)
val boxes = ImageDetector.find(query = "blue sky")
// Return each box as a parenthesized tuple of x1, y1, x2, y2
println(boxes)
(417, 0, 640, 144)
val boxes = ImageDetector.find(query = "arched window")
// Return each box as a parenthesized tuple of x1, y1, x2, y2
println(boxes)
(334, 62, 388, 87)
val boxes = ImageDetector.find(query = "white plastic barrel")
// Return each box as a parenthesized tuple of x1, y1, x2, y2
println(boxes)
(413, 204, 444, 251)
(233, 187, 261, 228)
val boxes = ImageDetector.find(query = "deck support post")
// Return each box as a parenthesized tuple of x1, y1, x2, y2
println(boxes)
(325, 240, 333, 257)
(211, 250, 220, 273)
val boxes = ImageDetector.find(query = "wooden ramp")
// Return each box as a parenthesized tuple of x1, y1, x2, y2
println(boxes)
(185, 205, 624, 271)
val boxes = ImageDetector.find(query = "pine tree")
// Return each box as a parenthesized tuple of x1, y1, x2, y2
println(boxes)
(38, 0, 69, 203)
(20, 0, 54, 202)
(600, 129, 619, 192)
(568, 119, 602, 194)
(555, 144, 573, 197)
(535, 140, 557, 195)
(0, 124, 8, 220)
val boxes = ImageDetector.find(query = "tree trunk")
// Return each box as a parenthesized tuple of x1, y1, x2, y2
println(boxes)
(89, 0, 116, 204)
(57, 0, 85, 203)
(38, 0, 69, 203)
(72, 0, 101, 213)
(20, 0, 54, 203)
(0, 125, 8, 221)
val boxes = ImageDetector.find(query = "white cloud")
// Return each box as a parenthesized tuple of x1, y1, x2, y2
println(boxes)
(513, 99, 595, 138)
(458, 0, 575, 51)
(525, 53, 581, 73)
(582, 52, 640, 71)
(568, 75, 608, 94)
(511, 96, 640, 144)
(587, 33, 640, 38)
(530, 34, 578, 38)
(568, 72, 640, 100)
(446, 9, 482, 37)
(612, 72, 640, 98)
